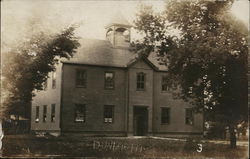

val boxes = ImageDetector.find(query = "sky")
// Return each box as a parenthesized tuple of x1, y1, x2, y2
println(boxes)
(1, 0, 249, 48)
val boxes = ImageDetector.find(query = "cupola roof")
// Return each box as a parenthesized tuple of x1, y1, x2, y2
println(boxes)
(105, 11, 132, 28)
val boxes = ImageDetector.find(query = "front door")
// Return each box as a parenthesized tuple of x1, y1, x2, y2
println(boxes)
(133, 106, 148, 136)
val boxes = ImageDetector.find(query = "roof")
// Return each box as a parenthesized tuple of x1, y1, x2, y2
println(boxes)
(61, 38, 168, 71)
(105, 11, 132, 28)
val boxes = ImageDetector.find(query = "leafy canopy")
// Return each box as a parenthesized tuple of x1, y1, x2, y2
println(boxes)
(134, 0, 248, 125)
(1, 26, 80, 118)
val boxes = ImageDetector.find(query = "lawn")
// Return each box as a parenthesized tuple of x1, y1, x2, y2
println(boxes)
(1, 134, 248, 158)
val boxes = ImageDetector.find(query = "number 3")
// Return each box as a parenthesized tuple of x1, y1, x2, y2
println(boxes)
(197, 144, 202, 152)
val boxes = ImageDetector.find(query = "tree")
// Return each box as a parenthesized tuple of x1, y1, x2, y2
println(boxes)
(1, 26, 80, 119)
(134, 0, 248, 148)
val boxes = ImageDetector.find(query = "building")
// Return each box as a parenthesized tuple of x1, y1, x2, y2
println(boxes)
(31, 14, 204, 137)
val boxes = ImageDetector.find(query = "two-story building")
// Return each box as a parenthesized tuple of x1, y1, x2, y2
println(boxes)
(31, 14, 204, 137)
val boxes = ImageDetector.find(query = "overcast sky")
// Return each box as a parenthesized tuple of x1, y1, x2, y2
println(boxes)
(1, 0, 249, 48)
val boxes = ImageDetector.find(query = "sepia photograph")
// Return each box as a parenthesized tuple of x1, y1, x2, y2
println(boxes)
(0, 0, 249, 158)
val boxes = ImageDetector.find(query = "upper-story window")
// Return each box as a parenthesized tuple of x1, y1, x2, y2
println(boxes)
(76, 69, 87, 88)
(105, 72, 115, 89)
(52, 71, 56, 89)
(75, 104, 86, 123)
(51, 104, 56, 122)
(161, 107, 170, 124)
(43, 79, 48, 90)
(136, 72, 145, 90)
(185, 108, 194, 125)
(35, 106, 39, 123)
(161, 76, 170, 91)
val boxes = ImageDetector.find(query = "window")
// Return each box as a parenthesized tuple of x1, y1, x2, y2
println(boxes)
(43, 105, 47, 122)
(123, 30, 130, 42)
(185, 108, 194, 125)
(115, 27, 130, 42)
(51, 104, 56, 122)
(76, 70, 87, 87)
(105, 72, 115, 89)
(75, 104, 86, 122)
(35, 106, 39, 123)
(43, 79, 48, 90)
(161, 107, 170, 124)
(162, 76, 169, 91)
(136, 72, 145, 90)
(52, 71, 56, 89)
(104, 105, 114, 123)
(188, 87, 193, 94)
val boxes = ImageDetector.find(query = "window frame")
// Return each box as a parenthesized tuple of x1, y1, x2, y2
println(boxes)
(76, 69, 87, 88)
(185, 108, 194, 125)
(51, 104, 56, 122)
(161, 75, 170, 92)
(43, 79, 48, 90)
(136, 72, 146, 91)
(74, 104, 86, 123)
(43, 105, 47, 123)
(104, 71, 115, 90)
(35, 106, 39, 123)
(103, 105, 114, 124)
(161, 107, 170, 125)
(52, 71, 56, 89)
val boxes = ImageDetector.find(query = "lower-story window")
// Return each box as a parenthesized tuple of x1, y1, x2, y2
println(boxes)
(104, 105, 114, 123)
(35, 106, 39, 123)
(161, 107, 170, 124)
(51, 104, 56, 122)
(43, 105, 47, 122)
(185, 108, 194, 125)
(75, 104, 86, 122)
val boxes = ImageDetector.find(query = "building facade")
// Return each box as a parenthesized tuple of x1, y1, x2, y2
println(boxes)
(31, 14, 204, 137)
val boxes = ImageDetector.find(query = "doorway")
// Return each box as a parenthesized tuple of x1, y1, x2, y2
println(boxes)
(133, 106, 148, 136)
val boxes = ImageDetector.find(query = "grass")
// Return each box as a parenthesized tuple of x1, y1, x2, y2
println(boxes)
(2, 134, 248, 158)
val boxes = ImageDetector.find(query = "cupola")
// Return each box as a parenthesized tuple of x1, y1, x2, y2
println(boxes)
(105, 12, 132, 48)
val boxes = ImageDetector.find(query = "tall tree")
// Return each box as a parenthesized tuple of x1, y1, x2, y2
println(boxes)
(134, 0, 248, 148)
(1, 26, 80, 119)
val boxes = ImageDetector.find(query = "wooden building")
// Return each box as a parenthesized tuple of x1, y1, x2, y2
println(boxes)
(31, 14, 203, 137)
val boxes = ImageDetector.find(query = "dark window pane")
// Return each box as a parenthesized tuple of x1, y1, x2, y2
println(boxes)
(52, 71, 56, 89)
(43, 105, 47, 122)
(136, 73, 145, 90)
(161, 108, 170, 124)
(141, 75, 144, 81)
(185, 108, 194, 125)
(51, 104, 56, 122)
(35, 106, 39, 123)
(141, 83, 144, 89)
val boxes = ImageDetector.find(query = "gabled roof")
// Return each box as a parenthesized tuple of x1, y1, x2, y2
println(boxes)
(127, 55, 159, 71)
(61, 38, 168, 71)
(61, 39, 137, 68)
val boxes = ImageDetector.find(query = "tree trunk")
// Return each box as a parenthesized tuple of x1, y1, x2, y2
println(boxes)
(229, 126, 237, 148)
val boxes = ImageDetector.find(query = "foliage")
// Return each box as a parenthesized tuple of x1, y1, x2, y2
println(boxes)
(134, 0, 248, 147)
(1, 26, 80, 119)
